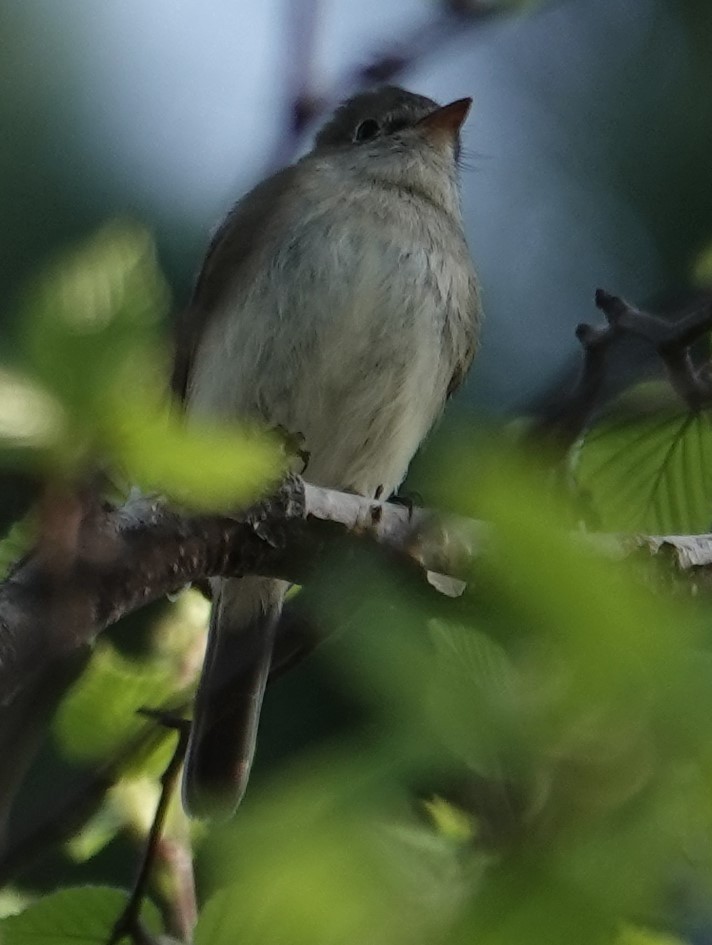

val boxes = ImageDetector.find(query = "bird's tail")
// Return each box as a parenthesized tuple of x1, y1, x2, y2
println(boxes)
(182, 576, 285, 818)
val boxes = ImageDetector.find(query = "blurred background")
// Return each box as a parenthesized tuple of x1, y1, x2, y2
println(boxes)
(3, 0, 712, 933)
(4, 0, 712, 411)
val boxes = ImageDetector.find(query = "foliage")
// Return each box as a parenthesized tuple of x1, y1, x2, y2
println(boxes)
(2, 226, 712, 944)
(573, 383, 712, 533)
(2, 222, 283, 505)
(0, 887, 162, 944)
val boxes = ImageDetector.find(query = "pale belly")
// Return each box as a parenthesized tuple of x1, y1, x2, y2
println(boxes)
(189, 289, 452, 498)
(187, 198, 474, 498)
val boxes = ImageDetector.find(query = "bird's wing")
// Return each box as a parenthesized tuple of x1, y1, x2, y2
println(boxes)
(170, 163, 301, 403)
(446, 276, 481, 399)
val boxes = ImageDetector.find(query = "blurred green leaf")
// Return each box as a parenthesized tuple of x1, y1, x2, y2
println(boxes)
(54, 643, 176, 774)
(19, 221, 168, 421)
(197, 752, 461, 945)
(421, 795, 475, 842)
(0, 512, 35, 577)
(107, 384, 283, 509)
(306, 437, 712, 941)
(0, 367, 71, 475)
(616, 926, 685, 945)
(428, 620, 523, 778)
(65, 802, 125, 863)
(5, 220, 284, 506)
(573, 384, 712, 533)
(693, 238, 712, 287)
(0, 886, 161, 944)
(453, 855, 616, 945)
(0, 368, 66, 455)
(0, 888, 28, 920)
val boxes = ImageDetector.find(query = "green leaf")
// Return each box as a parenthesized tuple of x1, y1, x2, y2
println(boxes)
(428, 620, 523, 778)
(422, 796, 475, 842)
(4, 222, 172, 477)
(0, 886, 161, 944)
(65, 801, 125, 862)
(573, 384, 712, 532)
(0, 513, 35, 578)
(19, 221, 168, 421)
(0, 368, 70, 470)
(106, 385, 283, 509)
(693, 238, 712, 288)
(197, 759, 457, 945)
(54, 643, 175, 773)
(8, 222, 283, 504)
(0, 888, 28, 920)
(455, 857, 617, 945)
(616, 926, 686, 945)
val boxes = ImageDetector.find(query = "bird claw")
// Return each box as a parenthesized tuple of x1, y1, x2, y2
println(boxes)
(387, 490, 422, 521)
(273, 425, 310, 473)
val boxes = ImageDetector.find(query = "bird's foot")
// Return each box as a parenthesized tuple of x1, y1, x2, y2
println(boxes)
(272, 425, 310, 473)
(386, 489, 423, 521)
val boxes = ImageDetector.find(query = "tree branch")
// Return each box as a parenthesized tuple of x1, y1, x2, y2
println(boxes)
(532, 289, 712, 446)
(2, 473, 712, 880)
(4, 468, 712, 721)
(0, 476, 481, 708)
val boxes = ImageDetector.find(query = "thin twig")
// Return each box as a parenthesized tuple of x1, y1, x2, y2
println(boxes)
(266, 0, 569, 169)
(155, 834, 198, 943)
(109, 715, 191, 945)
(266, 0, 322, 171)
(0, 702, 188, 888)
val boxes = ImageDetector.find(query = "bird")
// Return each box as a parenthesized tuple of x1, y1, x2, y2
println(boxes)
(172, 85, 481, 817)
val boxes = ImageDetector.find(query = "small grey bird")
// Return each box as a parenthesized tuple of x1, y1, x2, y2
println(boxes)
(173, 86, 481, 817)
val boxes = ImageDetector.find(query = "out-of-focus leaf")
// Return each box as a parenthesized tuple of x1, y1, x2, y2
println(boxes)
(616, 926, 685, 945)
(19, 221, 168, 420)
(198, 752, 458, 945)
(693, 239, 712, 287)
(54, 643, 176, 775)
(422, 796, 475, 842)
(453, 856, 617, 945)
(428, 620, 523, 778)
(0, 368, 67, 465)
(572, 384, 712, 532)
(0, 513, 35, 577)
(0, 888, 28, 920)
(6, 223, 283, 506)
(444, 439, 712, 905)
(109, 777, 161, 838)
(65, 801, 125, 863)
(106, 384, 283, 509)
(379, 820, 476, 912)
(0, 886, 161, 944)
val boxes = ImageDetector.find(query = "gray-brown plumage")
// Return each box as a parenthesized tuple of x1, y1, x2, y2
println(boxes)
(175, 86, 481, 817)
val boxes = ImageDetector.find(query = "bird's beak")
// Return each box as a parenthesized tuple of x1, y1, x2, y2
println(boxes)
(417, 97, 472, 143)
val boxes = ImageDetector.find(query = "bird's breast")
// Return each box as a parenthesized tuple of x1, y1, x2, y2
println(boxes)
(188, 186, 477, 496)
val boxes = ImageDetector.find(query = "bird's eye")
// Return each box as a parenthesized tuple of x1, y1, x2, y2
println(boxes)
(354, 118, 381, 142)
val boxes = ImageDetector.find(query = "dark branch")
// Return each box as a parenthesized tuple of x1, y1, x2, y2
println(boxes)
(594, 289, 712, 411)
(0, 476, 479, 709)
(533, 289, 712, 446)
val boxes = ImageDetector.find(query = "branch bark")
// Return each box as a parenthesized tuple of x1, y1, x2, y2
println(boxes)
(3, 472, 712, 717)
(0, 476, 481, 708)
